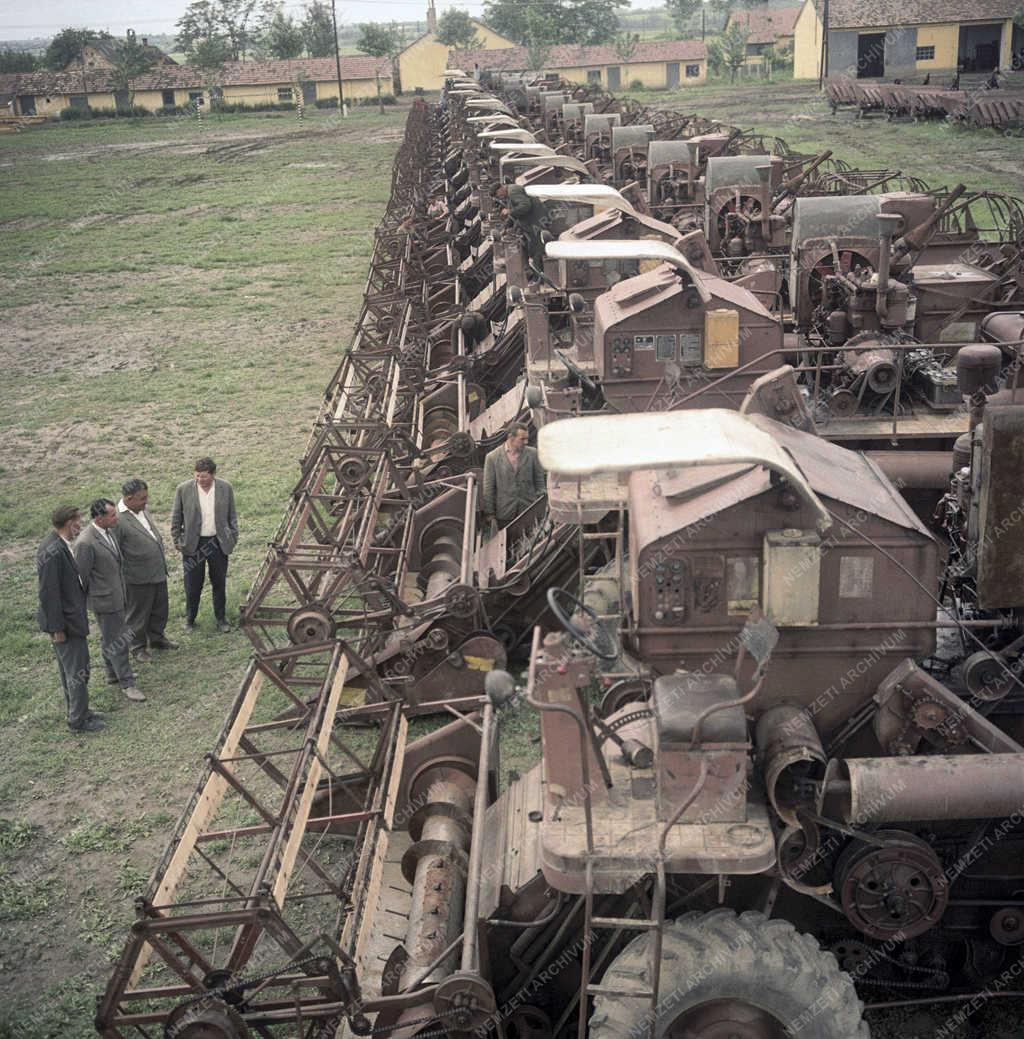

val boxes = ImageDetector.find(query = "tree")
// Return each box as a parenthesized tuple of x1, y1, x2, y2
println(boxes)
(106, 33, 156, 112)
(482, 0, 624, 47)
(0, 49, 39, 73)
(435, 9, 481, 51)
(262, 8, 305, 58)
(44, 28, 111, 71)
(301, 1, 337, 58)
(357, 22, 402, 112)
(176, 0, 261, 62)
(708, 21, 748, 81)
(190, 35, 231, 105)
(614, 31, 639, 84)
(665, 0, 703, 34)
(524, 9, 558, 71)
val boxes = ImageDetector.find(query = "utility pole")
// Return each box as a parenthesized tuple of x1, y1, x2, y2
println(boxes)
(701, 3, 706, 41)
(819, 0, 829, 89)
(331, 0, 347, 117)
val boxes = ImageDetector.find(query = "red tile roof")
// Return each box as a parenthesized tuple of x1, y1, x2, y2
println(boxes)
(726, 6, 802, 44)
(0, 56, 390, 97)
(458, 39, 706, 73)
(811, 0, 1018, 29)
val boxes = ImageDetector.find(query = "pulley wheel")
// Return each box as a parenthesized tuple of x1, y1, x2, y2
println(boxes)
(963, 650, 1015, 701)
(286, 605, 336, 645)
(164, 1001, 249, 1039)
(835, 830, 947, 940)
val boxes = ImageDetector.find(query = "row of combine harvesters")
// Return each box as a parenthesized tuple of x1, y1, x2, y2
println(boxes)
(96, 72, 1024, 1039)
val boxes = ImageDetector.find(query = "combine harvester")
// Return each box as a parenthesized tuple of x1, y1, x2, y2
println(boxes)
(96, 77, 1024, 1039)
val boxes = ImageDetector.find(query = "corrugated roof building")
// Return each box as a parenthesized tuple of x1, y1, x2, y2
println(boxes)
(459, 39, 708, 90)
(793, 0, 1023, 80)
(2, 56, 393, 117)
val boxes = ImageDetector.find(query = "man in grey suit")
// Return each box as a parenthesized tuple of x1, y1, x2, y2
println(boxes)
(171, 457, 238, 633)
(481, 422, 547, 532)
(116, 478, 177, 663)
(37, 505, 103, 733)
(74, 499, 145, 703)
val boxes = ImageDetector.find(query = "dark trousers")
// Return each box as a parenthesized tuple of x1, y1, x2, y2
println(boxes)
(95, 609, 136, 687)
(184, 536, 229, 622)
(53, 635, 90, 728)
(125, 581, 169, 650)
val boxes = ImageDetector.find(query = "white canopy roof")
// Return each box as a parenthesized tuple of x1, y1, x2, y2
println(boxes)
(545, 239, 711, 302)
(538, 409, 832, 532)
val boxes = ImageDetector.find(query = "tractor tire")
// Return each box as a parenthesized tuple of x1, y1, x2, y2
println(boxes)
(589, 908, 869, 1038)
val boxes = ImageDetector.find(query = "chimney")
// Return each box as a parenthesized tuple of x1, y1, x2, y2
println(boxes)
(427, 0, 437, 33)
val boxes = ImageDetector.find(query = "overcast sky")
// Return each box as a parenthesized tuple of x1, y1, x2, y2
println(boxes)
(0, 0, 547, 41)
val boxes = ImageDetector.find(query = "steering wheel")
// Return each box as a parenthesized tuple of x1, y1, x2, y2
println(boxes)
(546, 586, 620, 662)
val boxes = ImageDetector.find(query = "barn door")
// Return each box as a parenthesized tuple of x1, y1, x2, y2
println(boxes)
(666, 62, 680, 87)
(607, 65, 621, 90)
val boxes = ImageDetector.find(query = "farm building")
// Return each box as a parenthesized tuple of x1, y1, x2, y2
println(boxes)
(398, 1, 516, 92)
(62, 31, 179, 72)
(0, 56, 393, 117)
(793, 0, 1024, 80)
(724, 5, 802, 67)
(457, 39, 708, 90)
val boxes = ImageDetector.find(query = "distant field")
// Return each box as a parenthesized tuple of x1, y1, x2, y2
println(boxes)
(0, 105, 401, 1037)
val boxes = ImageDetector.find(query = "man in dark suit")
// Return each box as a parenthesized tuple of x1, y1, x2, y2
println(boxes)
(37, 505, 103, 733)
(74, 499, 145, 703)
(171, 457, 239, 633)
(116, 478, 177, 663)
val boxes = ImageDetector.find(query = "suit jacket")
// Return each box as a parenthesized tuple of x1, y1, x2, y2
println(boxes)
(171, 477, 239, 556)
(73, 523, 127, 614)
(115, 507, 169, 585)
(36, 531, 89, 638)
(481, 445, 546, 527)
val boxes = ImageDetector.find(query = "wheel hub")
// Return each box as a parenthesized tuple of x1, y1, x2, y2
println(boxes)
(670, 999, 789, 1038)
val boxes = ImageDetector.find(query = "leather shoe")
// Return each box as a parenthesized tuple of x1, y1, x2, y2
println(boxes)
(151, 638, 179, 650)
(123, 685, 146, 702)
(69, 716, 105, 733)
(216, 620, 231, 633)
(133, 648, 152, 663)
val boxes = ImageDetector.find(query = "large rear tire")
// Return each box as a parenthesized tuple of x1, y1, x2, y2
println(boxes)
(589, 908, 869, 1038)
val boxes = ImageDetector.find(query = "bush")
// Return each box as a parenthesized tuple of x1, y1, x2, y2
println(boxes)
(315, 94, 396, 108)
(630, 79, 644, 90)
(58, 104, 152, 121)
(155, 104, 187, 116)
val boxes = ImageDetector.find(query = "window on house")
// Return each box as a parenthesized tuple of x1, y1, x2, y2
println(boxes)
(685, 64, 700, 78)
(69, 95, 89, 109)
(587, 69, 601, 83)
(915, 45, 936, 61)
(162, 89, 175, 106)
(188, 90, 204, 104)
(278, 86, 293, 101)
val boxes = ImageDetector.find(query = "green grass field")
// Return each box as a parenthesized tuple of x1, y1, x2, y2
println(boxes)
(1, 83, 1023, 1039)
(0, 105, 402, 1037)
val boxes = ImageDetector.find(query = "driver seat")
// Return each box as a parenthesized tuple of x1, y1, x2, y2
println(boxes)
(652, 672, 747, 746)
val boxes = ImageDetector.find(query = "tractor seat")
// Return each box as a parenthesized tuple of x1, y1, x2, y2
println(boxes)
(652, 672, 747, 745)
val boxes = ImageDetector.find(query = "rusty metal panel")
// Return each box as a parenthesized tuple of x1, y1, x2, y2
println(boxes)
(977, 404, 1024, 609)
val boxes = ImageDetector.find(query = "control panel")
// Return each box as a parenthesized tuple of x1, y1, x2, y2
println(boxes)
(648, 558, 689, 624)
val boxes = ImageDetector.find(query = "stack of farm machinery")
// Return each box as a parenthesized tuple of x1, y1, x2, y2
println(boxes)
(97, 73, 1024, 1039)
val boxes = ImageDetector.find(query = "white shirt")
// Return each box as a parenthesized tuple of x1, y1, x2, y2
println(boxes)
(198, 482, 217, 537)
(94, 521, 117, 553)
(118, 498, 158, 539)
